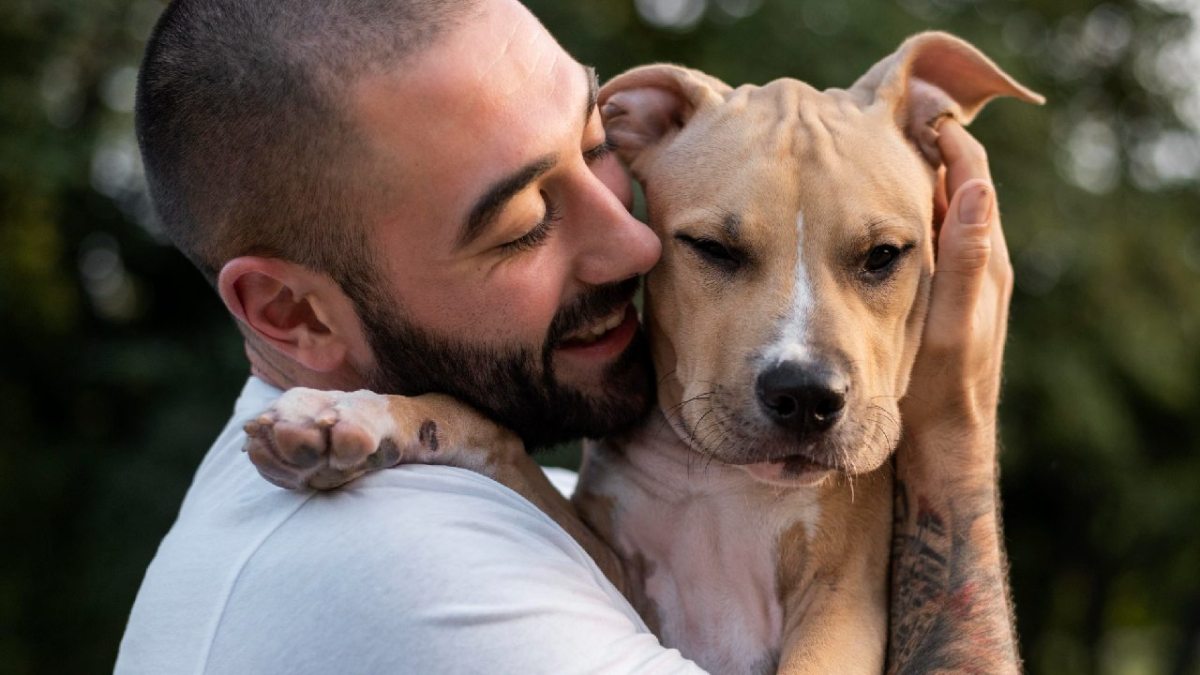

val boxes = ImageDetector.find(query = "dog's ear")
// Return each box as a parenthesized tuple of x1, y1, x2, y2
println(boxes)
(848, 31, 1044, 166)
(600, 65, 731, 176)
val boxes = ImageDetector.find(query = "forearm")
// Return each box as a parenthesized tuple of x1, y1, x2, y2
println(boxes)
(886, 428, 1019, 674)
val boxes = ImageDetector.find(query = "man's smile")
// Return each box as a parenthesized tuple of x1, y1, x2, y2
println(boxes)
(555, 303, 639, 359)
(559, 304, 632, 345)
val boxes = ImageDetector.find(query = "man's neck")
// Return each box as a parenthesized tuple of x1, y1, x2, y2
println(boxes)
(245, 340, 368, 393)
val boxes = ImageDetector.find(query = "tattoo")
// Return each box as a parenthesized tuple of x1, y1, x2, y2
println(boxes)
(889, 479, 952, 672)
(886, 477, 1019, 675)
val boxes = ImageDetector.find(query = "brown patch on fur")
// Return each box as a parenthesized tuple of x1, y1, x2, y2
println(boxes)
(418, 419, 439, 452)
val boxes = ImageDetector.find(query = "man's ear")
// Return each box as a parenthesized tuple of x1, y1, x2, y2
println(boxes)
(599, 64, 732, 178)
(847, 31, 1045, 166)
(217, 257, 357, 374)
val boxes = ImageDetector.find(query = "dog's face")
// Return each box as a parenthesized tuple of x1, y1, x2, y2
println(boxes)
(641, 85, 935, 484)
(602, 33, 1041, 486)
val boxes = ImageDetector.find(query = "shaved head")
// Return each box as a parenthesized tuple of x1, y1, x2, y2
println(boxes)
(136, 0, 479, 297)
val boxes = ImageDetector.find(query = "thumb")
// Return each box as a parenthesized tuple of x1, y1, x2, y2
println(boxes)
(926, 179, 994, 345)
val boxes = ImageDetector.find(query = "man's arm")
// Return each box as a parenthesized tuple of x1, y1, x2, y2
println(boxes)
(887, 120, 1020, 673)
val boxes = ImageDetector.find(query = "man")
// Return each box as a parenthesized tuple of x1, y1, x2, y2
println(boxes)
(117, 0, 1019, 672)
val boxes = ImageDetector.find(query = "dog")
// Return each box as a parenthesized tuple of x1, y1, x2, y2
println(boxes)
(245, 32, 1041, 673)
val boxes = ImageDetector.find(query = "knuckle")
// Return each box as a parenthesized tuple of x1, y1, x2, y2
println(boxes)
(955, 236, 992, 271)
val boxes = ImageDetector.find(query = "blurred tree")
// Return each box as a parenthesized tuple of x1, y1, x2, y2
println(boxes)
(1, 0, 1197, 673)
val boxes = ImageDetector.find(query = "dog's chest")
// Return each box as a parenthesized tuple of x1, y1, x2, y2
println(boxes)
(591, 452, 823, 674)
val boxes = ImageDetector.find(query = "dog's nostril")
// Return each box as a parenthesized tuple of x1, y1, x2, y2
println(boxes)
(756, 362, 848, 438)
(812, 390, 846, 421)
(765, 394, 798, 418)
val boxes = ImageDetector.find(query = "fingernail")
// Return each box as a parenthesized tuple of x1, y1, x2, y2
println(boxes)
(958, 183, 993, 225)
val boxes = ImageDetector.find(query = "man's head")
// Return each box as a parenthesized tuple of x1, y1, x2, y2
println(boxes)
(137, 0, 662, 447)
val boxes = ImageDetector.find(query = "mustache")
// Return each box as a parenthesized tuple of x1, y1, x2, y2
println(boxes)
(547, 277, 640, 346)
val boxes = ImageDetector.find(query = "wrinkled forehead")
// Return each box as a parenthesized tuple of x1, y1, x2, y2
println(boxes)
(650, 78, 935, 231)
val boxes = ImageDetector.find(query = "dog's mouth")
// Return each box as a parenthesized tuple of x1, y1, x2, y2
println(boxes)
(739, 452, 837, 487)
(668, 385, 898, 487)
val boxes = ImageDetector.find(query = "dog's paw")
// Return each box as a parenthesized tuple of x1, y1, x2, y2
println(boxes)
(243, 388, 410, 490)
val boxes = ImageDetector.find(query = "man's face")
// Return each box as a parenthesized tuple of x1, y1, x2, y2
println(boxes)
(345, 0, 662, 447)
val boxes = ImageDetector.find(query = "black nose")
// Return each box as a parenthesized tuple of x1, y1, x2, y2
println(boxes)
(756, 362, 847, 438)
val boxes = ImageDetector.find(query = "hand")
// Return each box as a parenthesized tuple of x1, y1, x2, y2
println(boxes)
(900, 120, 1012, 479)
(886, 123, 1021, 674)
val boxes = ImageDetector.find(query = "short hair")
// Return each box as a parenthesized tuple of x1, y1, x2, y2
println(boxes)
(136, 0, 478, 293)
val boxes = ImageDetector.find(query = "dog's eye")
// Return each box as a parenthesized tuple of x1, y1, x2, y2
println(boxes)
(677, 234, 741, 270)
(864, 245, 902, 273)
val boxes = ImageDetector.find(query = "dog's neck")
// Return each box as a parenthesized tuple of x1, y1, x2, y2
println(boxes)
(583, 409, 832, 673)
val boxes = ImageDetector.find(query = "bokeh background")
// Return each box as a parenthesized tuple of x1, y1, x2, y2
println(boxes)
(2, 0, 1198, 672)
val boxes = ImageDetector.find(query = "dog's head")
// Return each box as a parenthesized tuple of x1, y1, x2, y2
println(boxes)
(602, 32, 1041, 486)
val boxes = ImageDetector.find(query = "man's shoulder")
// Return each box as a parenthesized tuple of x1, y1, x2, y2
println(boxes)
(202, 465, 640, 673)
(260, 464, 586, 564)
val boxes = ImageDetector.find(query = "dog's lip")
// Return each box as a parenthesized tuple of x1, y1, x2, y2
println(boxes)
(740, 452, 836, 486)
(722, 449, 833, 469)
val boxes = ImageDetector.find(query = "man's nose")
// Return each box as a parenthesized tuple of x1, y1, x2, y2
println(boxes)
(570, 173, 661, 286)
(755, 361, 848, 441)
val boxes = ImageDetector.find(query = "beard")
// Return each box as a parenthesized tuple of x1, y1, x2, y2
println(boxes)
(352, 277, 655, 450)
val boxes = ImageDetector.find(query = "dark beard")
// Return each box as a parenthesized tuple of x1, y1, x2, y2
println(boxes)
(354, 278, 655, 450)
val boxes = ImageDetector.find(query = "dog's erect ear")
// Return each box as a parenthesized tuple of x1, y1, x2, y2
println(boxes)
(848, 31, 1044, 166)
(599, 65, 731, 175)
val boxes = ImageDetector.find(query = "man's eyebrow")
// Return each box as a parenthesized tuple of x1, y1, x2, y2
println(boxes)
(458, 155, 557, 250)
(456, 65, 599, 251)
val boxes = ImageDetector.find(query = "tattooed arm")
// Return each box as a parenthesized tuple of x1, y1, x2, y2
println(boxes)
(887, 121, 1020, 674)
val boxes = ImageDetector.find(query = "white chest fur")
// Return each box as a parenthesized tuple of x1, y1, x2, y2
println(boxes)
(582, 436, 824, 674)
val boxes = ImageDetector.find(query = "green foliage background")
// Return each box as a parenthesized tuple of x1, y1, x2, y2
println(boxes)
(2, 0, 1198, 672)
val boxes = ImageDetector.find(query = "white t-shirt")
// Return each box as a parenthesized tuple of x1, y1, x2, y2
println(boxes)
(115, 377, 702, 674)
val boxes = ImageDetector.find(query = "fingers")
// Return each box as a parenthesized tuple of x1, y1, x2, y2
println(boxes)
(937, 120, 1011, 267)
(937, 120, 993, 198)
(924, 179, 994, 351)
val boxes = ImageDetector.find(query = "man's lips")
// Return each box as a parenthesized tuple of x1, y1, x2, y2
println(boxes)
(559, 304, 629, 344)
(554, 304, 638, 359)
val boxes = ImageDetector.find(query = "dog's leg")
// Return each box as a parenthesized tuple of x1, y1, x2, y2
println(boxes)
(244, 388, 628, 592)
(776, 469, 894, 675)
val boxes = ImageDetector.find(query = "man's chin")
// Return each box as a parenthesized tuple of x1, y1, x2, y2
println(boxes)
(522, 333, 656, 450)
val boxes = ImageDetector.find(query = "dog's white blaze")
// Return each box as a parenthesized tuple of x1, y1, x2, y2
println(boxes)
(762, 210, 815, 366)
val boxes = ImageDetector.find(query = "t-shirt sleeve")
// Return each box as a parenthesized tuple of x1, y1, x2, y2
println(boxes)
(204, 466, 706, 675)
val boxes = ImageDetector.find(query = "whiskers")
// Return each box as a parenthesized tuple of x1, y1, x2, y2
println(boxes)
(660, 381, 739, 478)
(659, 381, 904, 494)
(803, 395, 902, 503)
